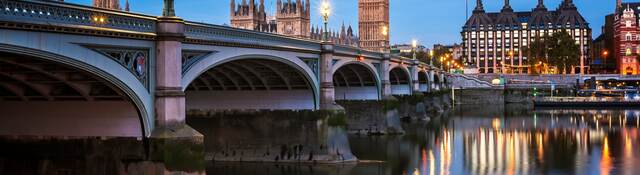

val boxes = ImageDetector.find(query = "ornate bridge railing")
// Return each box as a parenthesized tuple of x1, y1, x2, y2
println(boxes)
(0, 0, 443, 72)
(0, 0, 156, 34)
(184, 22, 322, 53)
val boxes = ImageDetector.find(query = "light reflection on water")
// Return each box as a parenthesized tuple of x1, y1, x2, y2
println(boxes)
(3, 105, 640, 174)
(206, 105, 640, 175)
(363, 106, 640, 175)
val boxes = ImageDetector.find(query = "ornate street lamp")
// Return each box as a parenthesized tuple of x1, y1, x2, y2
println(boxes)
(412, 39, 418, 60)
(321, 1, 331, 42)
(602, 50, 609, 73)
(429, 50, 434, 67)
(163, 0, 175, 17)
(382, 26, 389, 52)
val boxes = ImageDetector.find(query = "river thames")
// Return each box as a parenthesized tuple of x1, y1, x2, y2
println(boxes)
(3, 104, 640, 175)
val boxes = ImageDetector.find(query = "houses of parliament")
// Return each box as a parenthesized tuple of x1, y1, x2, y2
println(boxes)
(52, 0, 390, 51)
(230, 0, 390, 51)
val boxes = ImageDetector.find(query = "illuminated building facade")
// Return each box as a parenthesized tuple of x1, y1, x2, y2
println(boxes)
(614, 1, 640, 75)
(461, 0, 591, 74)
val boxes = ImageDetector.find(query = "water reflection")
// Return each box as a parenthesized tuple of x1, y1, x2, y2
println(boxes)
(348, 105, 640, 175)
(0, 137, 205, 175)
(4, 105, 640, 174)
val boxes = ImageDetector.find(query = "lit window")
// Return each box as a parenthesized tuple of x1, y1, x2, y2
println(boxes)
(627, 20, 632, 27)
(627, 48, 632, 56)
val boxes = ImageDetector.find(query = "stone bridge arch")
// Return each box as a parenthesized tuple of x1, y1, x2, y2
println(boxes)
(0, 44, 152, 138)
(331, 60, 381, 100)
(418, 70, 429, 92)
(433, 73, 442, 91)
(389, 65, 412, 95)
(182, 53, 319, 110)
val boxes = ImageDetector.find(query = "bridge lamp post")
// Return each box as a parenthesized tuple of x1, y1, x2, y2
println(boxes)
(602, 50, 609, 73)
(382, 26, 389, 52)
(321, 1, 331, 42)
(429, 50, 434, 67)
(412, 39, 418, 60)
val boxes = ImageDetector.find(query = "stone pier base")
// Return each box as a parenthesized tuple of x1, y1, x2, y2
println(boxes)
(337, 100, 405, 135)
(149, 124, 205, 171)
(187, 110, 357, 163)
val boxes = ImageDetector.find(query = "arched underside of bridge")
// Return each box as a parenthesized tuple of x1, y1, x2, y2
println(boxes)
(333, 63, 379, 100)
(390, 67, 411, 95)
(418, 71, 429, 92)
(0, 52, 143, 137)
(433, 74, 441, 91)
(185, 58, 315, 110)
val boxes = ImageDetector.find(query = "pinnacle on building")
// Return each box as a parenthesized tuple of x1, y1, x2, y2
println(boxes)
(92, 0, 129, 11)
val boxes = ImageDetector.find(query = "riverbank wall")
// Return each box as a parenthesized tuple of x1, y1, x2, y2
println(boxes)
(187, 110, 356, 163)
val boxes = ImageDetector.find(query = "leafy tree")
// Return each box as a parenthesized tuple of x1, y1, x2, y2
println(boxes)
(546, 30, 580, 74)
(524, 38, 548, 74)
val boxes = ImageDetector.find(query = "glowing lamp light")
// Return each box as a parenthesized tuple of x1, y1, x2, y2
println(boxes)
(492, 78, 501, 85)
(321, 1, 331, 21)
(412, 39, 417, 48)
(357, 56, 365, 61)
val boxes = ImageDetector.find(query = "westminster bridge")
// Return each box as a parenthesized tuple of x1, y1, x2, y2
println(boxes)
(0, 0, 460, 141)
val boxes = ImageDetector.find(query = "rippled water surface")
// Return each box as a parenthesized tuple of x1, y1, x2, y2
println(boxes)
(3, 104, 640, 175)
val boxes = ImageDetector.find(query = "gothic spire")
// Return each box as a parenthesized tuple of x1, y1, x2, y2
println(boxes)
(617, 0, 623, 10)
(474, 0, 485, 13)
(536, 0, 545, 9)
(125, 0, 129, 11)
(501, 0, 513, 12)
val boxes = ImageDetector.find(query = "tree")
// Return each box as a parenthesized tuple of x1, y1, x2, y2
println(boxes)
(546, 30, 580, 74)
(524, 38, 548, 74)
(431, 46, 453, 68)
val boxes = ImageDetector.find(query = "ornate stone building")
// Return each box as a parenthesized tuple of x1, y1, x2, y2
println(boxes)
(93, 0, 129, 11)
(614, 1, 640, 75)
(229, 0, 358, 47)
(310, 23, 359, 46)
(275, 0, 310, 38)
(462, 0, 591, 74)
(358, 0, 389, 52)
(230, 0, 308, 37)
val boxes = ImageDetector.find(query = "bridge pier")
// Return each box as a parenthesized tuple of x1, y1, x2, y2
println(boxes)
(320, 42, 343, 110)
(381, 53, 394, 99)
(150, 16, 203, 162)
(410, 60, 420, 94)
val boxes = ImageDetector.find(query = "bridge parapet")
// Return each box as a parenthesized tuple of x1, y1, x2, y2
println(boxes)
(334, 45, 381, 59)
(1, 0, 156, 34)
(184, 22, 321, 53)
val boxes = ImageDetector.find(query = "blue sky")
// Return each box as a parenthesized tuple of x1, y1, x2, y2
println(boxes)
(66, 0, 614, 48)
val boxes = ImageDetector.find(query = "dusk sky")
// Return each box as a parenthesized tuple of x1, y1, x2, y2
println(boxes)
(66, 0, 615, 48)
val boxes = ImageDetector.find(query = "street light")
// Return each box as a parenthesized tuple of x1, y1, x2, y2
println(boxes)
(429, 50, 434, 66)
(412, 39, 418, 60)
(382, 26, 388, 52)
(602, 50, 609, 73)
(321, 1, 331, 42)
